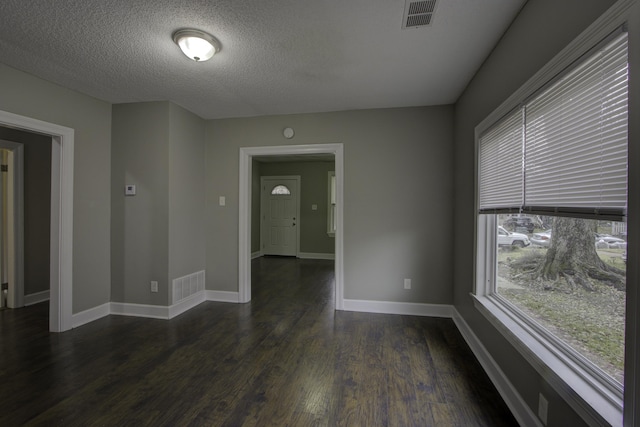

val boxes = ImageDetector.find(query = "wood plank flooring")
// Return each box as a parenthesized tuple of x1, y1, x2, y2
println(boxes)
(0, 257, 518, 426)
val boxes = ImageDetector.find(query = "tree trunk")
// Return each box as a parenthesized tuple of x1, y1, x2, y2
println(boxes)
(537, 217, 625, 291)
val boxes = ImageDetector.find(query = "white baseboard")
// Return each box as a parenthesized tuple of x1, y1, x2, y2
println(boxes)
(342, 299, 453, 318)
(110, 301, 172, 319)
(298, 252, 335, 260)
(24, 290, 50, 306)
(206, 290, 240, 303)
(251, 251, 262, 259)
(110, 293, 207, 320)
(452, 308, 541, 427)
(72, 302, 111, 328)
(74, 290, 241, 326)
(169, 292, 206, 319)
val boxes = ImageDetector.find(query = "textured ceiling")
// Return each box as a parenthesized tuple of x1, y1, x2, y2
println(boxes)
(0, 0, 525, 120)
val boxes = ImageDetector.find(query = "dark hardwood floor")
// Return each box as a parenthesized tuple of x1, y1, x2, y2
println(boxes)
(0, 257, 518, 426)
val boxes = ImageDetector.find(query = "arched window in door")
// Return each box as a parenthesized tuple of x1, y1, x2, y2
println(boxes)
(271, 185, 291, 195)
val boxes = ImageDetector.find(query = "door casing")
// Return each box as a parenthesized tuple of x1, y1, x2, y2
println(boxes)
(0, 109, 74, 332)
(239, 144, 344, 308)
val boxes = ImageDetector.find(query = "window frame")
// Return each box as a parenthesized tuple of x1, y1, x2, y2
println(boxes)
(473, 2, 635, 424)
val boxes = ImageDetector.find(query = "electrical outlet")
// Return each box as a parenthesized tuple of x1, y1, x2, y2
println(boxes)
(404, 278, 411, 289)
(538, 393, 548, 425)
(150, 281, 158, 293)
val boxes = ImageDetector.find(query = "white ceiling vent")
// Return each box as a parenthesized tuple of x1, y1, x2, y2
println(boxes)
(402, 0, 438, 29)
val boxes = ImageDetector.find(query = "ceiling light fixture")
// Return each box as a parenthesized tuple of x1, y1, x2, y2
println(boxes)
(172, 29, 221, 62)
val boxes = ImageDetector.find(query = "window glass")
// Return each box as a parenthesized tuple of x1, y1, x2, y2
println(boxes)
(271, 185, 291, 195)
(495, 214, 626, 383)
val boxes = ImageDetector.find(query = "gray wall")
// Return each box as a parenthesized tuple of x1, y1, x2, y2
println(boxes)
(112, 101, 206, 306)
(0, 63, 111, 314)
(256, 161, 335, 255)
(112, 102, 170, 305)
(0, 127, 51, 296)
(452, 1, 620, 426)
(206, 106, 454, 303)
(168, 103, 206, 283)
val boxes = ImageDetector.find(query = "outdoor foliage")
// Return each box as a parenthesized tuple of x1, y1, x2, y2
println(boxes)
(497, 245, 626, 383)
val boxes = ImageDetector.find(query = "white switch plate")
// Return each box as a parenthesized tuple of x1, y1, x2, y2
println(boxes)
(125, 184, 136, 196)
(219, 196, 226, 206)
(312, 204, 318, 210)
(404, 278, 411, 289)
(150, 281, 158, 293)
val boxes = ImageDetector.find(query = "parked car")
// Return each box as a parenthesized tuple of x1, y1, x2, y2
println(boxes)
(530, 230, 627, 249)
(531, 229, 552, 247)
(503, 216, 535, 233)
(595, 233, 627, 249)
(498, 226, 531, 248)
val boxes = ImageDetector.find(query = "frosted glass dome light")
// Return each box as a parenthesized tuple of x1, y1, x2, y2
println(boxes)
(172, 29, 220, 62)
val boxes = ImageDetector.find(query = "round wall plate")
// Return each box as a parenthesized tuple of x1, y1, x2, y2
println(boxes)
(283, 127, 294, 139)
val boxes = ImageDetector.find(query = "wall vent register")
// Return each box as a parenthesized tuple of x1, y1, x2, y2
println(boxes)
(402, 0, 437, 29)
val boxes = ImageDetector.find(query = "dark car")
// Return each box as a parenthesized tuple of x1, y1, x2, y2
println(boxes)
(503, 217, 535, 234)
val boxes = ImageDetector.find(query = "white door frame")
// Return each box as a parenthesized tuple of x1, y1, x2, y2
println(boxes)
(0, 140, 24, 309)
(239, 143, 344, 308)
(0, 110, 74, 332)
(260, 175, 301, 257)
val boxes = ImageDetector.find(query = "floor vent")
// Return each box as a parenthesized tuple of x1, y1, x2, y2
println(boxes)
(172, 270, 205, 304)
(402, 0, 438, 29)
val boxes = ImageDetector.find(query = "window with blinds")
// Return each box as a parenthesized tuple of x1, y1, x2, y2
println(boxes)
(478, 32, 628, 221)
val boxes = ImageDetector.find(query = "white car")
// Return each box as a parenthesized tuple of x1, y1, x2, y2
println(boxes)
(498, 226, 530, 248)
(530, 230, 627, 249)
(531, 229, 552, 247)
(595, 233, 627, 249)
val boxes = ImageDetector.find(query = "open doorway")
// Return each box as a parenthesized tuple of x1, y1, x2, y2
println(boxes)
(239, 144, 344, 309)
(0, 131, 51, 312)
(0, 109, 74, 332)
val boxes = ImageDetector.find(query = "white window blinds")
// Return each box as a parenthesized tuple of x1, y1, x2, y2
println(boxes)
(478, 32, 628, 220)
(478, 110, 523, 212)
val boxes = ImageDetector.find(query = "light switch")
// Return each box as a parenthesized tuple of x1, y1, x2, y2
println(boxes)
(219, 196, 226, 206)
(312, 204, 318, 211)
(125, 185, 136, 196)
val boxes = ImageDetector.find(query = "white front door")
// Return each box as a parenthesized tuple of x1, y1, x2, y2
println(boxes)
(261, 176, 299, 256)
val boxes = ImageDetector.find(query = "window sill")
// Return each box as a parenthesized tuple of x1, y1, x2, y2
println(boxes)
(472, 293, 622, 426)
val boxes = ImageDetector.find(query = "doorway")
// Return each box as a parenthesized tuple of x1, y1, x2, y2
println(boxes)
(0, 131, 53, 312)
(0, 141, 24, 310)
(239, 143, 344, 309)
(0, 109, 74, 332)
